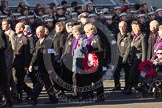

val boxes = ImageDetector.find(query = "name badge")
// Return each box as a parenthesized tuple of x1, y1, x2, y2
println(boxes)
(121, 42, 125, 46)
(48, 49, 55, 54)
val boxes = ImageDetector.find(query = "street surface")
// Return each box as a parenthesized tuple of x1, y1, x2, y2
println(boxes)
(1, 80, 162, 108)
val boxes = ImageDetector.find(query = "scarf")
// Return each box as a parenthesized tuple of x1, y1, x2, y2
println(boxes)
(152, 32, 157, 39)
(71, 35, 82, 56)
(134, 33, 140, 40)
(86, 34, 94, 50)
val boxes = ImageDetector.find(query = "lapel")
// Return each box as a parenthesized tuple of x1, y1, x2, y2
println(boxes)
(16, 35, 23, 44)
(90, 35, 96, 46)
(118, 33, 126, 46)
(6, 30, 11, 41)
(54, 32, 61, 39)
(149, 32, 157, 44)
(132, 34, 140, 46)
(38, 37, 46, 48)
(7, 29, 15, 41)
(8, 29, 11, 36)
(8, 29, 14, 35)
(135, 34, 143, 46)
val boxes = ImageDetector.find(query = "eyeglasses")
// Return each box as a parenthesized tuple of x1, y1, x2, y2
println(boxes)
(157, 53, 162, 55)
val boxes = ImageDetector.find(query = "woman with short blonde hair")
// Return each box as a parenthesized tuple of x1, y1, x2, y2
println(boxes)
(150, 20, 159, 30)
(147, 20, 159, 60)
(84, 23, 97, 35)
(83, 23, 105, 102)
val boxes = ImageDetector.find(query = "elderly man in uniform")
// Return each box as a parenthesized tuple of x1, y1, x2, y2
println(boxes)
(112, 21, 132, 91)
(13, 22, 32, 101)
(28, 26, 58, 105)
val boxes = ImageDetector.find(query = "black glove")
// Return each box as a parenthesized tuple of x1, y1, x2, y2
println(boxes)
(80, 47, 88, 54)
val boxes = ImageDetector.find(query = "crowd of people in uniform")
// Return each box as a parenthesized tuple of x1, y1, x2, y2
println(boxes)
(1, 0, 162, 107)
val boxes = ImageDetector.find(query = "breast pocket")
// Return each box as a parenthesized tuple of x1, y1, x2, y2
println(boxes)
(91, 42, 97, 48)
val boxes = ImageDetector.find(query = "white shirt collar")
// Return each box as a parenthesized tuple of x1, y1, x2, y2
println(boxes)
(4, 29, 11, 35)
(39, 37, 45, 44)
(17, 33, 23, 38)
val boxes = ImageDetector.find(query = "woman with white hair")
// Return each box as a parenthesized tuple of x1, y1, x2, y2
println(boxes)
(24, 25, 35, 54)
(23, 25, 36, 86)
(83, 23, 105, 102)
(147, 20, 159, 60)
